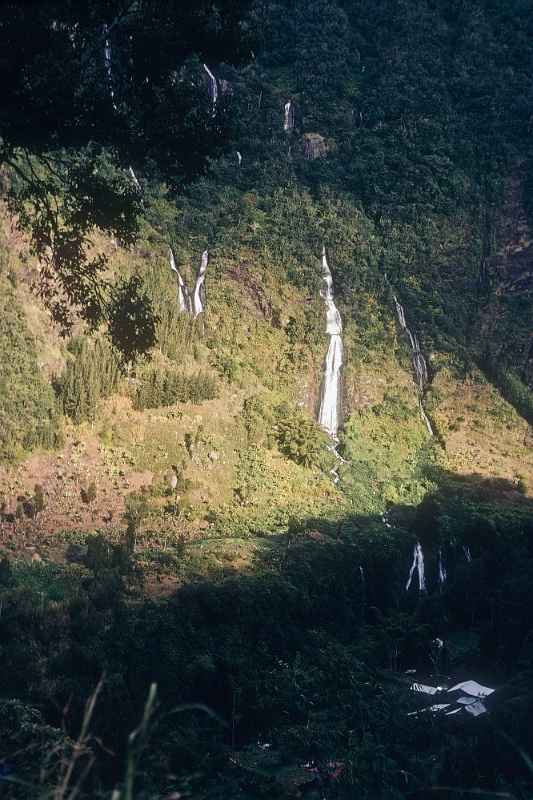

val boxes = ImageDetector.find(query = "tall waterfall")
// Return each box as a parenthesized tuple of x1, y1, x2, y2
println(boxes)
(393, 295, 433, 436)
(318, 247, 343, 438)
(203, 64, 218, 112)
(406, 542, 426, 592)
(169, 248, 209, 319)
(103, 24, 117, 110)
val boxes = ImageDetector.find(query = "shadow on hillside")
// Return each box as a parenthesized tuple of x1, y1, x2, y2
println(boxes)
(1, 469, 533, 798)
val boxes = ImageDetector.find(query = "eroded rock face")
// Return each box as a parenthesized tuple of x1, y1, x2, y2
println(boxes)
(302, 133, 328, 160)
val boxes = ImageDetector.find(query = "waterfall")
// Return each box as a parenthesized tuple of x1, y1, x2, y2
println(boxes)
(169, 248, 192, 314)
(236, 151, 242, 167)
(318, 247, 343, 438)
(406, 542, 426, 592)
(284, 100, 294, 132)
(203, 64, 218, 112)
(103, 24, 117, 110)
(438, 548, 447, 585)
(393, 295, 433, 435)
(169, 248, 208, 318)
(463, 545, 472, 563)
(128, 167, 141, 192)
(192, 250, 209, 319)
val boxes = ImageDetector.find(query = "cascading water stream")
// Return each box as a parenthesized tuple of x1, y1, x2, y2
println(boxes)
(192, 250, 209, 319)
(318, 247, 343, 438)
(203, 64, 218, 113)
(283, 100, 294, 132)
(406, 542, 426, 592)
(128, 167, 141, 192)
(438, 548, 447, 586)
(317, 247, 345, 484)
(393, 295, 433, 436)
(169, 248, 209, 319)
(169, 248, 192, 314)
(103, 24, 117, 110)
(103, 32, 141, 191)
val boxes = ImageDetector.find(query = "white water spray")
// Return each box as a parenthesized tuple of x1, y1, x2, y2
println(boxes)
(192, 250, 209, 319)
(393, 295, 433, 435)
(406, 542, 426, 592)
(169, 248, 191, 314)
(283, 100, 294, 132)
(318, 247, 343, 438)
(128, 167, 141, 192)
(203, 64, 218, 112)
(169, 248, 209, 319)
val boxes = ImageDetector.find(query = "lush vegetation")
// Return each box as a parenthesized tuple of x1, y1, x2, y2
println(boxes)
(133, 367, 218, 410)
(55, 336, 120, 424)
(0, 0, 532, 797)
(0, 273, 62, 462)
(0, 477, 532, 798)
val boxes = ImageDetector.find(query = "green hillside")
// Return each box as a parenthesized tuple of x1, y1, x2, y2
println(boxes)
(0, 1, 533, 797)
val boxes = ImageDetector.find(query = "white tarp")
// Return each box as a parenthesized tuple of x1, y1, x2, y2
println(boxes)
(409, 677, 495, 720)
(447, 681, 494, 698)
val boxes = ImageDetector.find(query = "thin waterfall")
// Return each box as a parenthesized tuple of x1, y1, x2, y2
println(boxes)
(169, 248, 192, 314)
(192, 250, 209, 319)
(406, 542, 426, 592)
(318, 247, 343, 438)
(128, 167, 141, 192)
(103, 34, 141, 192)
(103, 24, 117, 110)
(203, 64, 218, 112)
(284, 100, 294, 132)
(236, 151, 242, 167)
(438, 548, 447, 586)
(359, 565, 366, 622)
(169, 248, 209, 319)
(393, 295, 433, 435)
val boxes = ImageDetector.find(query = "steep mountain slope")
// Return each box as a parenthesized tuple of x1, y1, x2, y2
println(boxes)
(1, 2, 533, 797)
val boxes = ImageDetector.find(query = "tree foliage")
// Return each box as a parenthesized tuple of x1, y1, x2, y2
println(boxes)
(0, 0, 254, 355)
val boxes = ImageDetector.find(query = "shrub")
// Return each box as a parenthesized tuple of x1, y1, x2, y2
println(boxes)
(274, 404, 333, 470)
(81, 482, 97, 505)
(133, 367, 218, 410)
(55, 336, 120, 423)
(0, 278, 62, 461)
